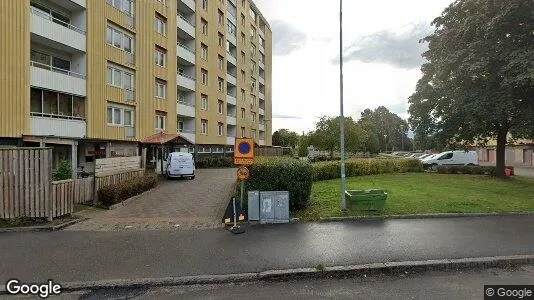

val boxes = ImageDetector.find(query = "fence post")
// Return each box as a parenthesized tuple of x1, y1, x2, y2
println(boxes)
(47, 149, 53, 222)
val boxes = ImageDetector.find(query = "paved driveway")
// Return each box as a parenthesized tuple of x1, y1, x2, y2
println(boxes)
(66, 168, 236, 231)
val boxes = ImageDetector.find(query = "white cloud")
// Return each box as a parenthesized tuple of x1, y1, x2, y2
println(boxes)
(253, 0, 454, 133)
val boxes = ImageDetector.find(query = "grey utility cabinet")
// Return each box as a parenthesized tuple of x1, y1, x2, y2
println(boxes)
(248, 191, 290, 224)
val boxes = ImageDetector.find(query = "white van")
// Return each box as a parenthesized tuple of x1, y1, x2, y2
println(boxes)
(165, 152, 195, 179)
(422, 150, 478, 169)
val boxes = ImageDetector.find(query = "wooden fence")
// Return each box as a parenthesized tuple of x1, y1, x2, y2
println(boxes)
(1, 148, 145, 219)
(0, 148, 55, 219)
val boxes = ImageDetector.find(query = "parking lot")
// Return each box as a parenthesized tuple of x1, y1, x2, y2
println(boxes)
(66, 168, 236, 231)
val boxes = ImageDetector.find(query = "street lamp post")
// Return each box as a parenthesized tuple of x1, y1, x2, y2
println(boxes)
(339, 0, 347, 211)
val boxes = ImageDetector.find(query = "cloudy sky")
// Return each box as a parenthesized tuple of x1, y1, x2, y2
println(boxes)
(253, 0, 454, 134)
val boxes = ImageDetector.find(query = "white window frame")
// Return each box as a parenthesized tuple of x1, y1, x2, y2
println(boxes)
(201, 94, 208, 110)
(218, 100, 224, 114)
(155, 80, 166, 99)
(202, 0, 208, 10)
(201, 69, 208, 85)
(218, 9, 224, 25)
(155, 114, 166, 130)
(218, 77, 224, 92)
(107, 64, 134, 90)
(217, 122, 223, 136)
(252, 129, 256, 139)
(107, 105, 134, 127)
(201, 119, 208, 134)
(155, 15, 167, 36)
(201, 19, 208, 35)
(201, 44, 208, 60)
(252, 112, 256, 123)
(218, 55, 224, 69)
(106, 24, 134, 53)
(155, 48, 166, 67)
(241, 127, 246, 137)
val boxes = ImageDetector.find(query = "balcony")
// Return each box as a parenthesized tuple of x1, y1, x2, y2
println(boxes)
(259, 124, 265, 131)
(30, 114, 86, 138)
(30, 7, 86, 52)
(259, 108, 265, 115)
(259, 43, 265, 54)
(259, 60, 265, 69)
(177, 101, 196, 117)
(227, 32, 237, 46)
(259, 91, 265, 100)
(177, 73, 196, 91)
(259, 76, 265, 85)
(227, 52, 237, 66)
(180, 0, 196, 12)
(226, 136, 236, 145)
(227, 93, 237, 105)
(179, 130, 196, 143)
(259, 139, 266, 146)
(178, 14, 195, 38)
(70, 0, 86, 8)
(31, 61, 86, 96)
(226, 73, 237, 86)
(177, 43, 195, 65)
(226, 116, 237, 125)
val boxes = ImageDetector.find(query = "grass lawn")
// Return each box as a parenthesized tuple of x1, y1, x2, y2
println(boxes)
(295, 173, 534, 220)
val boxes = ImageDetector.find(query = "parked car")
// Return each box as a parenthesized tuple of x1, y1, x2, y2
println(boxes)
(418, 153, 433, 160)
(422, 150, 478, 170)
(165, 152, 195, 179)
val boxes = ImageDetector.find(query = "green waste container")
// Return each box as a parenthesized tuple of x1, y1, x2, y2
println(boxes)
(345, 189, 388, 211)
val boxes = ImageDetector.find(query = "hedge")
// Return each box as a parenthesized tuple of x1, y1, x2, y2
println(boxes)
(437, 165, 497, 176)
(312, 158, 423, 181)
(195, 156, 234, 168)
(245, 157, 313, 211)
(98, 173, 158, 206)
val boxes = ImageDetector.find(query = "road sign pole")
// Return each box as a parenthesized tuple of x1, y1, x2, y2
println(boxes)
(240, 179, 244, 208)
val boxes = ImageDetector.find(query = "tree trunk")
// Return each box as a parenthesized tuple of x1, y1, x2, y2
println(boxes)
(495, 129, 507, 178)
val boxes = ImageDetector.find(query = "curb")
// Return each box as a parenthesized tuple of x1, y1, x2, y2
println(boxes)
(288, 212, 534, 223)
(0, 218, 85, 233)
(1, 255, 531, 293)
(108, 188, 155, 210)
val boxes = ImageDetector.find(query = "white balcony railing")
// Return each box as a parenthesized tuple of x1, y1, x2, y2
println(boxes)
(177, 102, 196, 117)
(259, 91, 265, 99)
(226, 116, 237, 125)
(179, 131, 196, 143)
(226, 93, 237, 105)
(177, 43, 196, 64)
(30, 7, 86, 52)
(31, 62, 86, 96)
(226, 136, 236, 145)
(226, 73, 237, 86)
(180, 0, 196, 12)
(178, 14, 196, 38)
(259, 139, 266, 146)
(259, 108, 265, 115)
(30, 115, 86, 138)
(227, 51, 237, 66)
(177, 73, 196, 91)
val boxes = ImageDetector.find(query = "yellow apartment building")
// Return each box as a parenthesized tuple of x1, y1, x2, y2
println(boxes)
(0, 0, 272, 175)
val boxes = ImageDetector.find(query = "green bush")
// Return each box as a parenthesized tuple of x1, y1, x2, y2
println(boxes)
(437, 165, 497, 176)
(98, 173, 158, 206)
(245, 157, 313, 211)
(53, 160, 72, 181)
(312, 158, 423, 181)
(195, 156, 234, 168)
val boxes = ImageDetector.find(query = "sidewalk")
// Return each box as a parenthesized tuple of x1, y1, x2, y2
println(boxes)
(1, 215, 533, 284)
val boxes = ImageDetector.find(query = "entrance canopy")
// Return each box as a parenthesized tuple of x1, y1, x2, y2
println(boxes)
(139, 131, 194, 145)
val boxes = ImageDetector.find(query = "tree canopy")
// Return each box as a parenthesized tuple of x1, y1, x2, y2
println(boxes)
(272, 129, 299, 148)
(408, 0, 534, 176)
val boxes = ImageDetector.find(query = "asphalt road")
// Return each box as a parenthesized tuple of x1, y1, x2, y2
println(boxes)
(0, 215, 533, 284)
(35, 265, 534, 299)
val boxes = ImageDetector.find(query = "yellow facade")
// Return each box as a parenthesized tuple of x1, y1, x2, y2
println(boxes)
(0, 0, 272, 149)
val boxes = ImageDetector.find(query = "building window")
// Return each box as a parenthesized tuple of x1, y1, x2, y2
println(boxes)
(155, 47, 166, 67)
(218, 77, 224, 92)
(251, 44, 256, 57)
(202, 0, 208, 11)
(228, 22, 236, 37)
(217, 122, 224, 136)
(107, 64, 134, 90)
(106, 0, 134, 16)
(155, 113, 166, 130)
(249, 8, 257, 22)
(155, 14, 167, 36)
(241, 51, 246, 64)
(251, 94, 256, 106)
(241, 32, 246, 45)
(218, 9, 224, 25)
(30, 88, 86, 119)
(201, 18, 208, 35)
(201, 94, 208, 110)
(218, 55, 224, 69)
(201, 43, 208, 60)
(241, 13, 245, 26)
(241, 70, 246, 82)
(218, 100, 224, 114)
(107, 105, 134, 127)
(251, 129, 256, 139)
(252, 112, 256, 123)
(155, 79, 166, 99)
(201, 69, 208, 85)
(241, 108, 245, 119)
(251, 77, 256, 91)
(251, 60, 256, 73)
(218, 32, 224, 46)
(241, 126, 245, 137)
(201, 119, 208, 134)
(106, 24, 134, 53)
(177, 121, 184, 132)
(250, 26, 256, 38)
(241, 89, 246, 101)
